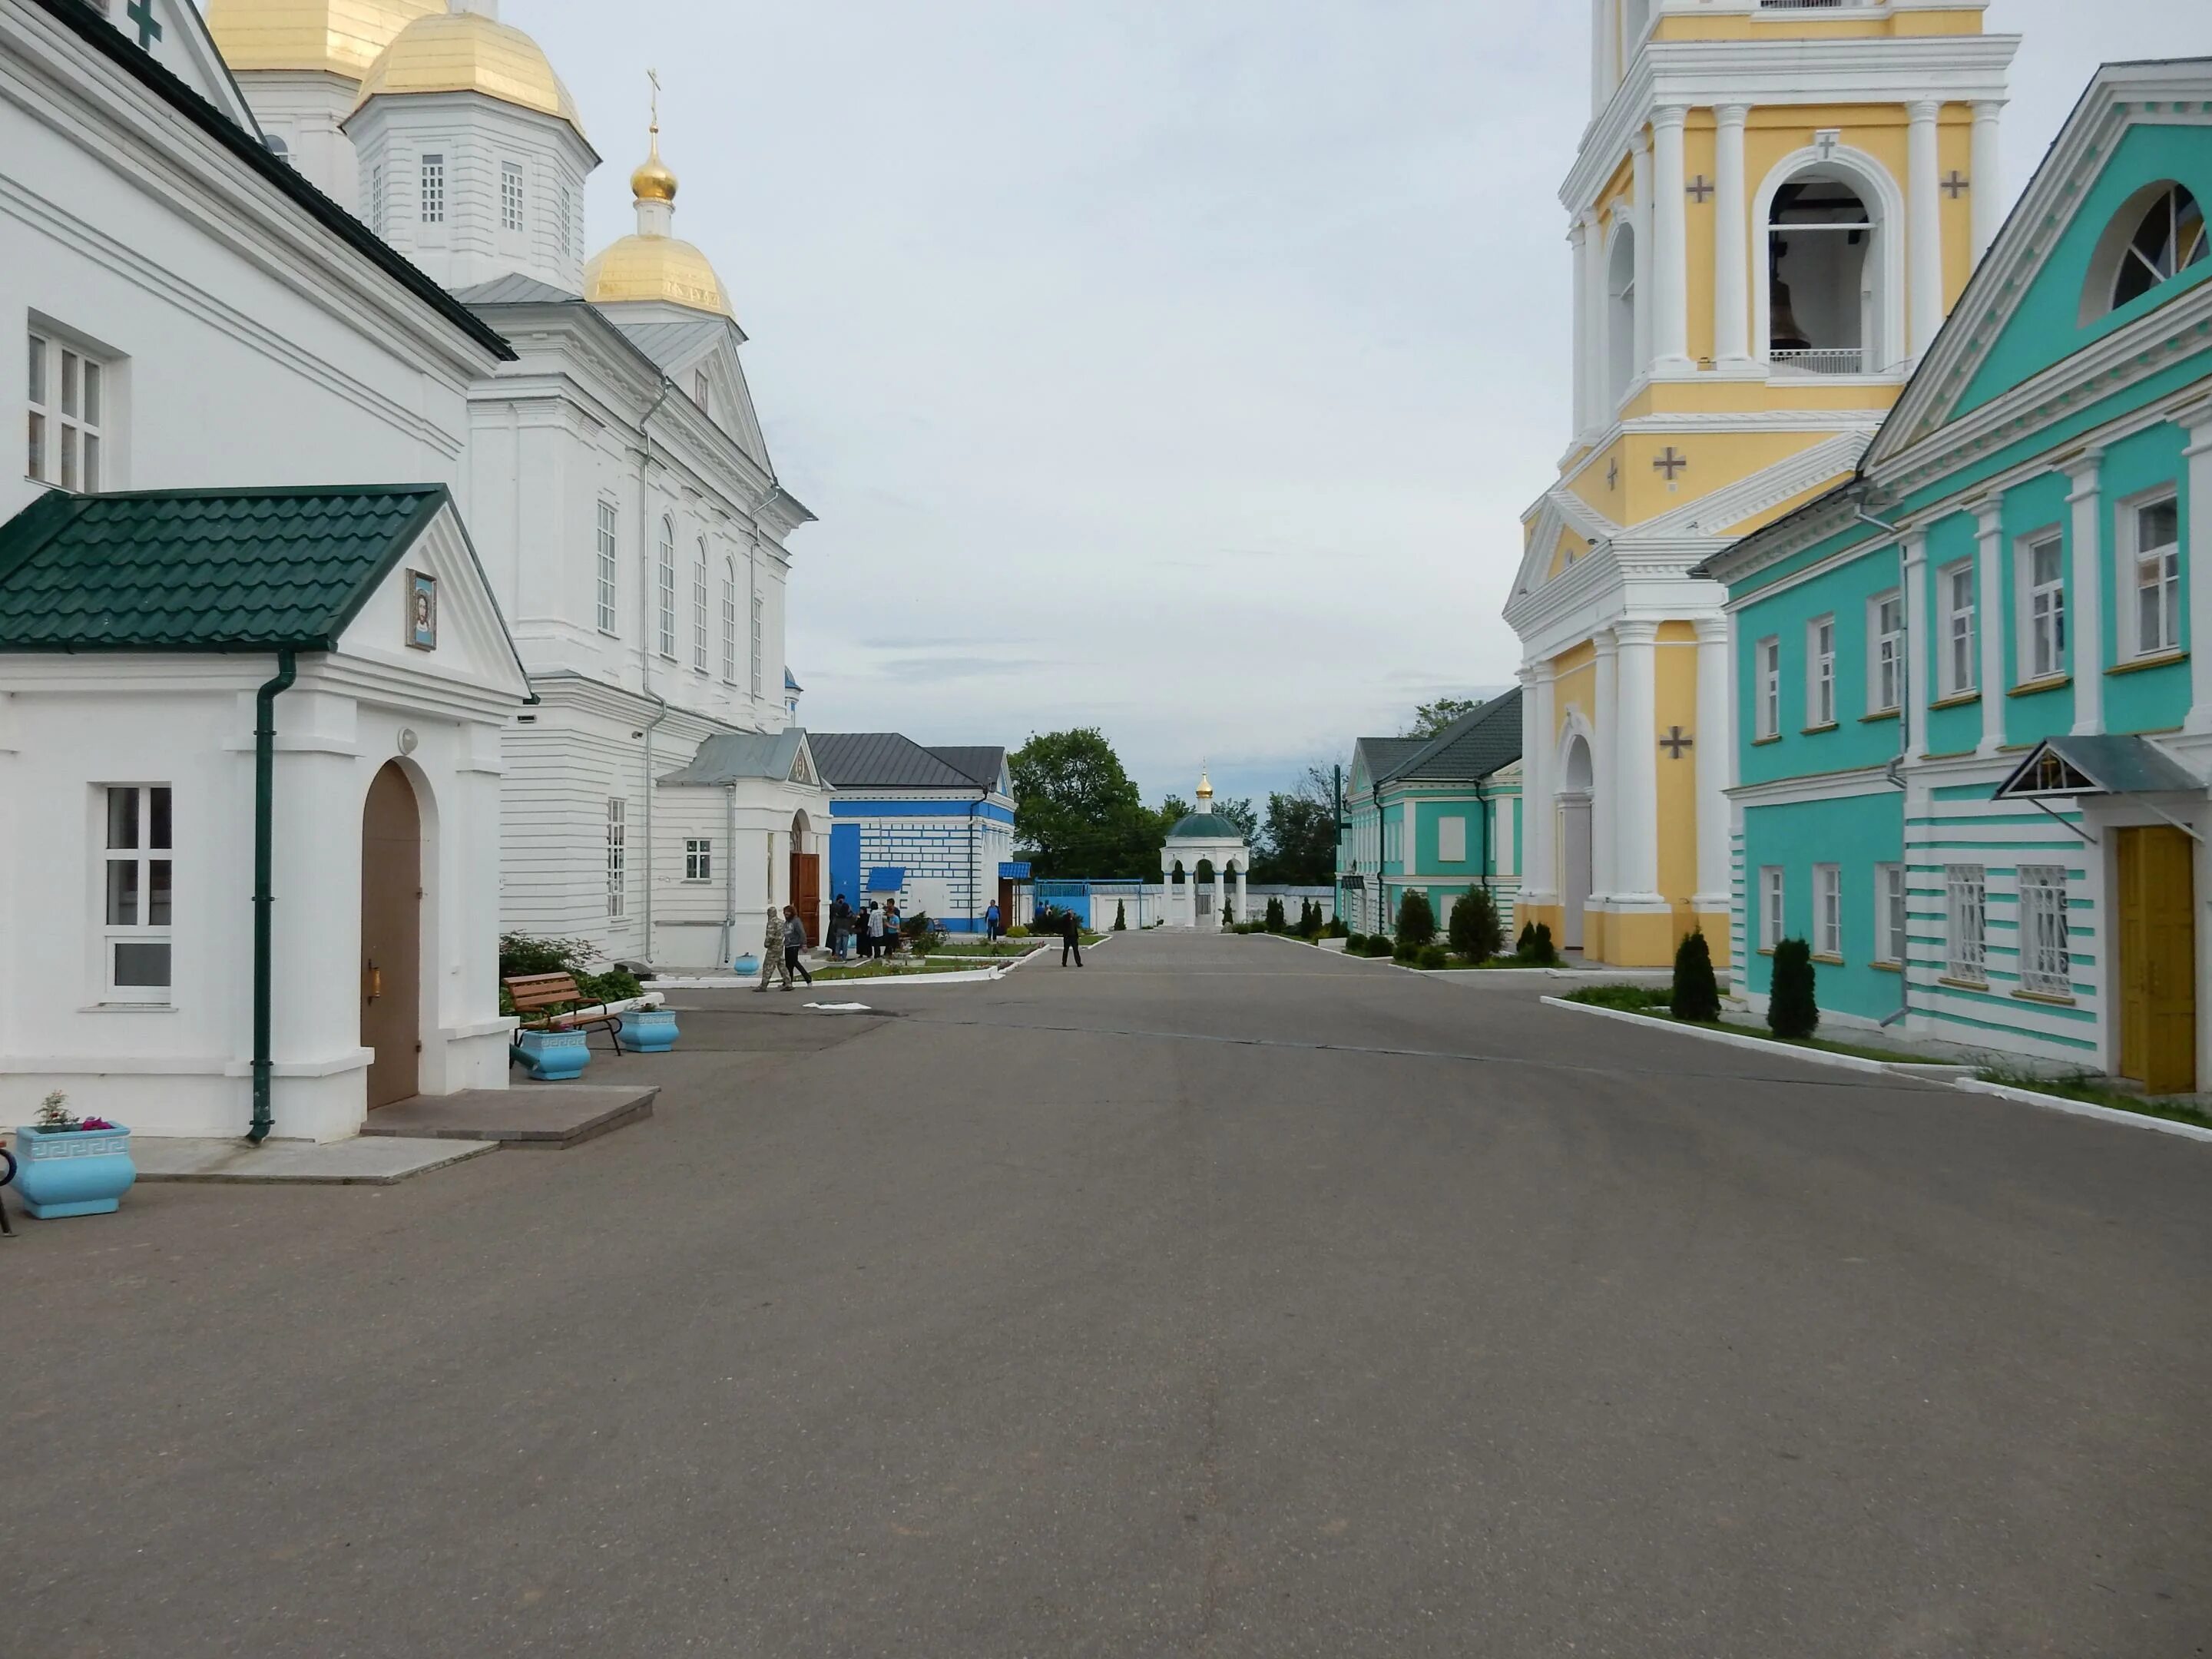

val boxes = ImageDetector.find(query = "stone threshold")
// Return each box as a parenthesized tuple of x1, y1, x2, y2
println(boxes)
(134, 1136, 496, 1184)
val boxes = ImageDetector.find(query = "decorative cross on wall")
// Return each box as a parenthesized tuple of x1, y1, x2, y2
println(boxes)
(1653, 446, 1688, 482)
(1606, 457, 1620, 490)
(1942, 171, 1972, 200)
(1685, 174, 1714, 204)
(1659, 727, 1694, 760)
(126, 0, 161, 49)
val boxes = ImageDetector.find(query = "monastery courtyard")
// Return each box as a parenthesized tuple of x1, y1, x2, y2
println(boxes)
(7, 932, 2209, 1657)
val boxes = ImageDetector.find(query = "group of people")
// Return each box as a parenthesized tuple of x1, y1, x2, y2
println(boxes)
(753, 903, 815, 992)
(826, 894, 902, 962)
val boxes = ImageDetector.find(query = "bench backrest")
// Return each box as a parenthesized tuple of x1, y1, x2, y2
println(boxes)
(505, 972, 588, 1015)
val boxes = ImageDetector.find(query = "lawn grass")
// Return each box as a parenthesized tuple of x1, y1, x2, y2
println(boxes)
(1975, 1066, 2212, 1131)
(1560, 985, 1936, 1065)
(931, 940, 1045, 958)
(812, 957, 1000, 982)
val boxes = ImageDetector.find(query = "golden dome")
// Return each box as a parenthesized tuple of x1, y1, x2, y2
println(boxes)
(1196, 770, 1214, 801)
(631, 134, 677, 204)
(584, 233, 731, 318)
(206, 0, 448, 80)
(351, 11, 586, 139)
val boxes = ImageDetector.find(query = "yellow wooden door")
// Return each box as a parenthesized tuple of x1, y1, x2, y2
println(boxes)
(2116, 826, 2196, 1096)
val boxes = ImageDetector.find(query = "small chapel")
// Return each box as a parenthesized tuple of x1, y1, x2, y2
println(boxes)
(1161, 773, 1248, 930)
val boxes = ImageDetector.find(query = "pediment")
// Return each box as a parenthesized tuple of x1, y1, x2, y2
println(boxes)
(99, 0, 262, 135)
(334, 502, 530, 702)
(1512, 485, 1620, 600)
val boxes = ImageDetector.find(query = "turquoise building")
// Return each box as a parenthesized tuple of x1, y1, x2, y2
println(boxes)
(1700, 61, 2212, 1093)
(1337, 692, 1524, 938)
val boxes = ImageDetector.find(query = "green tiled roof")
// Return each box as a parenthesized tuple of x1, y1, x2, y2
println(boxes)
(1379, 689, 1524, 787)
(0, 485, 451, 651)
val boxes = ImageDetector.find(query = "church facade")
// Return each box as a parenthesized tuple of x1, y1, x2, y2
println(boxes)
(1506, 0, 2015, 968)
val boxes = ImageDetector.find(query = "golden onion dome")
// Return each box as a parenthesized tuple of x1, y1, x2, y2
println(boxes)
(205, 0, 449, 80)
(584, 233, 731, 318)
(350, 11, 586, 140)
(631, 134, 678, 204)
(1196, 770, 1214, 802)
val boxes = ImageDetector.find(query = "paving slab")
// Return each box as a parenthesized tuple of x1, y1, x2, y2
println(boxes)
(359, 1084, 657, 1148)
(132, 1135, 496, 1184)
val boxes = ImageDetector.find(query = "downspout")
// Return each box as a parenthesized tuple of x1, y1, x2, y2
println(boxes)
(1858, 505, 1915, 1029)
(718, 781, 737, 967)
(969, 792, 982, 934)
(248, 647, 297, 1145)
(636, 376, 676, 969)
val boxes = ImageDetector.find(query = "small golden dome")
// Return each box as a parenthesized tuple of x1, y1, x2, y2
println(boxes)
(206, 0, 448, 80)
(351, 10, 586, 139)
(1196, 770, 1214, 801)
(584, 235, 731, 318)
(631, 134, 677, 204)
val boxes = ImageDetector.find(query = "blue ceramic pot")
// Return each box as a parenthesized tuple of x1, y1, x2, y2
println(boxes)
(14, 1123, 135, 1218)
(621, 1008, 679, 1053)
(512, 1028, 591, 1081)
(730, 954, 760, 975)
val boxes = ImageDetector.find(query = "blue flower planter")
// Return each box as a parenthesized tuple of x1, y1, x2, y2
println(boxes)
(621, 1008, 679, 1053)
(730, 954, 760, 975)
(14, 1123, 135, 1218)
(512, 1028, 591, 1081)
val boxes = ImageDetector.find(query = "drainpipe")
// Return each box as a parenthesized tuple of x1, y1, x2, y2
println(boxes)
(636, 376, 675, 969)
(1857, 504, 1915, 1029)
(248, 647, 297, 1145)
(718, 782, 737, 968)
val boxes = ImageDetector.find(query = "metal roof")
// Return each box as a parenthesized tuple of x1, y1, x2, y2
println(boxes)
(926, 745, 1008, 792)
(810, 732, 984, 792)
(1383, 690, 1525, 786)
(660, 727, 813, 786)
(1995, 734, 2204, 799)
(1166, 811, 1247, 841)
(1351, 735, 1428, 786)
(452, 273, 584, 306)
(865, 868, 906, 892)
(614, 317, 737, 371)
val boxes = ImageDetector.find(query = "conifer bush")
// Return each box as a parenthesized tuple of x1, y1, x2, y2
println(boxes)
(1265, 896, 1286, 932)
(1114, 900, 1127, 931)
(1767, 939, 1820, 1038)
(1671, 928, 1720, 1022)
(1516, 922, 1558, 966)
(1515, 922, 1536, 958)
(1449, 890, 1505, 963)
(1417, 944, 1449, 970)
(1396, 889, 1438, 949)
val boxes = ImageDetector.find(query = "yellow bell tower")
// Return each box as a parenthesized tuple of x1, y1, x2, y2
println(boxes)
(1504, 0, 2016, 967)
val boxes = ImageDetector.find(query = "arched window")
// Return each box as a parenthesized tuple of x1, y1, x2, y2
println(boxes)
(720, 558, 738, 683)
(690, 541, 709, 673)
(1606, 223, 1637, 406)
(2088, 182, 2207, 319)
(655, 515, 677, 660)
(1767, 173, 1877, 374)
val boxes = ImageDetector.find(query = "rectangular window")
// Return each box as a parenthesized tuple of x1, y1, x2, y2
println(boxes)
(1814, 863, 1842, 958)
(656, 520, 677, 659)
(1760, 866, 1785, 952)
(1757, 636, 1781, 739)
(750, 592, 764, 697)
(1876, 863, 1906, 965)
(2023, 532, 2066, 681)
(684, 838, 713, 882)
(25, 331, 105, 492)
(606, 798, 626, 919)
(101, 785, 172, 999)
(1869, 591, 1903, 713)
(1942, 561, 1977, 696)
(501, 163, 525, 233)
(595, 500, 618, 634)
(1806, 617, 1836, 727)
(2131, 494, 2181, 657)
(2018, 864, 2071, 997)
(1439, 816, 1467, 863)
(1945, 864, 1985, 983)
(420, 154, 445, 224)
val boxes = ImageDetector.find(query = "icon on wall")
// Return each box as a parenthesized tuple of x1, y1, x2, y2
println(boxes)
(406, 569, 437, 651)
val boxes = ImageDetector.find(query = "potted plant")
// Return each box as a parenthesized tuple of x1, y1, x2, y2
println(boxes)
(14, 1091, 135, 1218)
(618, 1002, 680, 1053)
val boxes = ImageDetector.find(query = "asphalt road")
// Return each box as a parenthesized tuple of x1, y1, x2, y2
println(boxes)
(6, 932, 2209, 1657)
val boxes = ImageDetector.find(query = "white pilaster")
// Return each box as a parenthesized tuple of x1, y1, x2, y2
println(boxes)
(1693, 618, 1732, 912)
(1591, 0, 1613, 114)
(1969, 101, 2005, 263)
(1713, 104, 1751, 370)
(1592, 631, 1620, 903)
(1570, 217, 1592, 434)
(1901, 531, 1929, 759)
(1908, 100, 1945, 359)
(1975, 502, 2006, 754)
(2183, 413, 2212, 732)
(1613, 621, 1663, 903)
(1581, 208, 1610, 429)
(1519, 664, 1558, 906)
(1651, 105, 1693, 374)
(2067, 449, 2106, 737)
(1236, 866, 1247, 926)
(1631, 131, 1654, 377)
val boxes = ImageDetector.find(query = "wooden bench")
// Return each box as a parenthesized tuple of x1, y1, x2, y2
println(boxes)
(504, 973, 628, 1054)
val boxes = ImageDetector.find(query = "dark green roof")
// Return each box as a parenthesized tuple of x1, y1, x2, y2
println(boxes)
(1378, 689, 1524, 788)
(0, 485, 455, 651)
(1166, 811, 1244, 840)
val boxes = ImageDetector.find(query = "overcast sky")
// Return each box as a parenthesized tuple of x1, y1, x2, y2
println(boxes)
(516, 0, 2212, 808)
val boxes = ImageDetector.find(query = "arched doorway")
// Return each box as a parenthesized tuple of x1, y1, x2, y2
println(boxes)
(1760, 160, 1892, 375)
(1558, 734, 1594, 952)
(1194, 859, 1216, 926)
(789, 809, 821, 948)
(361, 761, 422, 1108)
(1607, 224, 1638, 405)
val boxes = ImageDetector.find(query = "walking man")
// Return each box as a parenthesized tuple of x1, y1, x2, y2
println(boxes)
(829, 893, 851, 961)
(1060, 906, 1084, 967)
(985, 898, 1001, 945)
(755, 905, 790, 992)
(783, 904, 814, 988)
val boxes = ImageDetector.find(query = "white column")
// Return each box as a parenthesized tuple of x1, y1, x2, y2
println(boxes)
(1713, 104, 1751, 369)
(1569, 216, 1591, 434)
(1970, 100, 2005, 263)
(1631, 131, 1654, 377)
(1908, 100, 1945, 359)
(1693, 618, 1732, 912)
(1975, 502, 2006, 754)
(1651, 105, 1692, 374)
(1216, 863, 1227, 928)
(1901, 531, 1929, 759)
(1519, 664, 1558, 906)
(1613, 621, 1662, 903)
(2187, 412, 2212, 732)
(2068, 448, 2107, 737)
(1592, 630, 1620, 903)
(1236, 865, 1247, 926)
(1590, 0, 1613, 114)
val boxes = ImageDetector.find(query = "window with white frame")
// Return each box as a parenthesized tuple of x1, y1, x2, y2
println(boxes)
(1439, 816, 1467, 863)
(594, 500, 618, 634)
(1876, 862, 1907, 965)
(1945, 863, 1985, 983)
(720, 559, 738, 682)
(690, 544, 709, 672)
(684, 838, 713, 882)
(1942, 561, 1976, 696)
(1806, 616, 1836, 727)
(2128, 493, 2181, 658)
(420, 154, 445, 224)
(101, 785, 172, 999)
(2018, 864, 2071, 997)
(1757, 636, 1781, 739)
(606, 798, 626, 919)
(1760, 866, 1784, 952)
(1869, 590, 1903, 714)
(25, 331, 107, 492)
(1815, 863, 1843, 958)
(2022, 532, 2066, 681)
(656, 516, 677, 658)
(501, 162, 525, 233)
(750, 592, 764, 697)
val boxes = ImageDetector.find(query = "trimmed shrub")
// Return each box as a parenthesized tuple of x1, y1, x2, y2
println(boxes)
(1007, 924, 1030, 939)
(1449, 890, 1505, 963)
(498, 934, 641, 1012)
(1114, 901, 1127, 931)
(1396, 889, 1438, 949)
(1325, 917, 1349, 939)
(1416, 944, 1449, 970)
(1571, 983, 1672, 1012)
(1363, 935, 1396, 959)
(1671, 928, 1721, 1022)
(1517, 922, 1558, 967)
(1515, 922, 1535, 957)
(1767, 939, 1820, 1038)
(1346, 932, 1368, 952)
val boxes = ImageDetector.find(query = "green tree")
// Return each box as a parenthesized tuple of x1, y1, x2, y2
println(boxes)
(1011, 729, 1158, 878)
(1114, 900, 1127, 932)
(1449, 890, 1503, 963)
(1253, 790, 1336, 883)
(1403, 697, 1483, 738)
(1671, 929, 1720, 1022)
(1767, 939, 1820, 1038)
(1396, 889, 1438, 948)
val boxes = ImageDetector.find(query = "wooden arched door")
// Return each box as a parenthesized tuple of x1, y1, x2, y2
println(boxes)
(361, 762, 422, 1108)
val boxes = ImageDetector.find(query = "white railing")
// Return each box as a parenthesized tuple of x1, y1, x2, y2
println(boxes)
(1771, 348, 1866, 376)
(1758, 1, 1865, 10)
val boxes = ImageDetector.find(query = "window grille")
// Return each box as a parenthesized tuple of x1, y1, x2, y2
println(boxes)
(1945, 865, 1985, 983)
(2018, 865, 2071, 996)
(421, 154, 444, 224)
(607, 799, 627, 919)
(502, 163, 525, 232)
